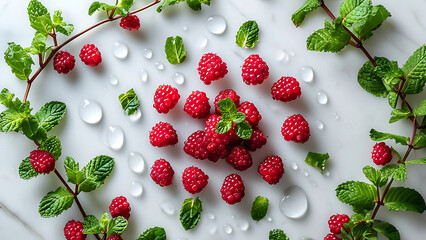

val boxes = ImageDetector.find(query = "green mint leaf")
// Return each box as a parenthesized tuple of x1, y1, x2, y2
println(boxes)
(88, 2, 115, 16)
(363, 166, 388, 187)
(180, 197, 202, 231)
(372, 220, 400, 240)
(336, 181, 377, 212)
(186, 0, 210, 11)
(235, 20, 259, 48)
(236, 121, 252, 140)
(392, 164, 407, 182)
(4, 42, 34, 80)
(369, 129, 409, 145)
(100, 212, 110, 230)
(0, 108, 27, 132)
(291, 0, 321, 27)
(402, 44, 426, 94)
(27, 32, 48, 55)
(116, 0, 135, 17)
(380, 164, 398, 178)
(137, 227, 167, 240)
(269, 229, 289, 240)
(39, 186, 74, 218)
(64, 156, 85, 185)
(27, 0, 53, 34)
(413, 98, 426, 116)
(107, 216, 128, 236)
(383, 186, 426, 213)
(306, 17, 351, 53)
(165, 36, 187, 65)
(304, 152, 329, 173)
(78, 176, 98, 192)
(157, 0, 184, 13)
(340, 229, 353, 240)
(234, 112, 246, 124)
(53, 10, 74, 36)
(0, 88, 16, 108)
(21, 116, 40, 140)
(388, 92, 398, 109)
(34, 101, 66, 133)
(389, 109, 412, 123)
(357, 57, 398, 97)
(405, 158, 426, 165)
(19, 157, 39, 180)
(339, 0, 372, 28)
(413, 132, 426, 149)
(79, 155, 114, 192)
(354, 5, 390, 40)
(118, 88, 140, 116)
(82, 215, 103, 234)
(39, 135, 62, 160)
(353, 222, 373, 239)
(215, 120, 232, 134)
(251, 196, 268, 221)
(218, 98, 237, 121)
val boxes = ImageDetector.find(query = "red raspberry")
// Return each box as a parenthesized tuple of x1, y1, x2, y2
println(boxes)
(198, 53, 228, 85)
(243, 128, 267, 151)
(220, 174, 245, 204)
(150, 159, 174, 187)
(271, 77, 301, 102)
(258, 155, 284, 184)
(119, 15, 140, 31)
(226, 146, 253, 171)
(79, 44, 102, 67)
(53, 51, 75, 74)
(109, 196, 131, 220)
(107, 234, 123, 240)
(372, 142, 393, 165)
(64, 220, 86, 240)
(241, 54, 269, 85)
(237, 101, 262, 127)
(182, 166, 209, 194)
(324, 234, 340, 240)
(153, 85, 180, 114)
(29, 150, 55, 174)
(328, 214, 350, 234)
(281, 114, 310, 143)
(214, 89, 240, 114)
(184, 131, 210, 160)
(204, 114, 231, 160)
(184, 90, 211, 119)
(228, 124, 242, 146)
(149, 122, 178, 147)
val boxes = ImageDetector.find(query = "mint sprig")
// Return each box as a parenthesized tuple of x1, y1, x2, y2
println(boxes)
(164, 36, 187, 65)
(251, 196, 268, 221)
(137, 227, 166, 240)
(269, 229, 289, 240)
(89, 0, 135, 17)
(118, 88, 140, 116)
(215, 98, 252, 139)
(235, 20, 259, 48)
(180, 197, 202, 231)
(304, 152, 329, 173)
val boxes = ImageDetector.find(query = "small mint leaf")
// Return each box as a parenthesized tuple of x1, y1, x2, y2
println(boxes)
(372, 220, 400, 240)
(218, 98, 238, 118)
(157, 0, 185, 13)
(39, 187, 74, 218)
(27, 0, 53, 34)
(137, 227, 167, 240)
(53, 10, 74, 36)
(251, 196, 268, 221)
(186, 0, 210, 11)
(118, 88, 140, 116)
(236, 121, 252, 140)
(19, 157, 39, 180)
(380, 164, 398, 179)
(402, 44, 426, 94)
(305, 152, 329, 173)
(389, 109, 412, 123)
(357, 57, 398, 97)
(4, 42, 34, 80)
(180, 197, 202, 231)
(383, 187, 426, 213)
(234, 112, 246, 124)
(336, 181, 377, 212)
(306, 17, 351, 53)
(363, 165, 388, 187)
(414, 98, 426, 116)
(80, 155, 114, 192)
(21, 116, 40, 140)
(405, 158, 426, 165)
(354, 5, 391, 40)
(339, 0, 372, 28)
(269, 229, 289, 240)
(413, 132, 426, 149)
(64, 156, 84, 185)
(235, 20, 259, 48)
(291, 0, 322, 26)
(34, 101, 66, 133)
(392, 164, 407, 182)
(116, 0, 135, 17)
(215, 120, 232, 134)
(387, 92, 398, 109)
(0, 88, 15, 108)
(27, 32, 48, 55)
(107, 216, 128, 236)
(369, 129, 409, 145)
(39, 136, 62, 160)
(82, 215, 103, 234)
(100, 212, 110, 230)
(165, 36, 187, 65)
(88, 2, 115, 16)
(0, 108, 26, 132)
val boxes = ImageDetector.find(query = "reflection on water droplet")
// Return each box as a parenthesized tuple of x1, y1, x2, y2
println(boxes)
(299, 66, 314, 83)
(236, 218, 249, 231)
(207, 212, 215, 220)
(317, 89, 328, 104)
(112, 41, 128, 59)
(160, 202, 175, 216)
(206, 15, 227, 34)
(198, 35, 208, 48)
(324, 171, 330, 177)
(267, 217, 272, 222)
(109, 74, 119, 86)
(128, 152, 145, 174)
(129, 109, 141, 122)
(154, 62, 164, 70)
(279, 185, 308, 219)
(172, 72, 185, 85)
(333, 112, 340, 120)
(277, 50, 290, 63)
(130, 181, 143, 197)
(182, 25, 188, 31)
(303, 169, 309, 177)
(79, 99, 103, 124)
(139, 69, 148, 83)
(291, 162, 299, 171)
(143, 48, 153, 59)
(315, 120, 324, 130)
(106, 126, 124, 150)
(223, 224, 233, 234)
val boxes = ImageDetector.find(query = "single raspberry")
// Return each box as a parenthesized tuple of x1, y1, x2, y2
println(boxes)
(119, 15, 140, 31)
(184, 130, 210, 160)
(214, 89, 241, 114)
(107, 234, 123, 240)
(220, 174, 245, 204)
(204, 114, 231, 160)
(271, 77, 301, 102)
(109, 196, 131, 220)
(64, 220, 86, 240)
(184, 90, 211, 119)
(258, 156, 284, 184)
(226, 146, 253, 171)
(237, 101, 262, 127)
(79, 44, 102, 67)
(198, 53, 228, 85)
(281, 114, 310, 143)
(150, 159, 174, 187)
(228, 124, 242, 146)
(324, 234, 340, 240)
(53, 51, 75, 74)
(328, 214, 350, 234)
(243, 128, 267, 151)
(241, 54, 269, 85)
(149, 122, 178, 147)
(182, 166, 209, 194)
(153, 85, 180, 114)
(29, 150, 55, 174)
(372, 142, 393, 165)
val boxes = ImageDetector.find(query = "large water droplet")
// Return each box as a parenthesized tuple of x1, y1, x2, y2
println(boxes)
(223, 224, 233, 234)
(206, 212, 215, 220)
(139, 69, 148, 83)
(79, 99, 103, 124)
(236, 218, 249, 231)
(316, 89, 328, 104)
(299, 66, 314, 83)
(172, 72, 185, 85)
(206, 16, 227, 34)
(130, 181, 143, 197)
(198, 35, 208, 48)
(291, 162, 299, 171)
(112, 41, 128, 59)
(315, 120, 324, 130)
(279, 186, 308, 219)
(128, 152, 145, 174)
(160, 202, 175, 216)
(106, 126, 124, 150)
(277, 50, 290, 63)
(109, 74, 119, 86)
(154, 62, 164, 70)
(143, 48, 153, 59)
(129, 109, 142, 122)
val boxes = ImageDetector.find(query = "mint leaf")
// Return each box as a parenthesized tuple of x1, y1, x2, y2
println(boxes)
(392, 164, 407, 182)
(339, 0, 372, 28)
(235, 121, 252, 140)
(307, 17, 351, 53)
(413, 132, 426, 148)
(39, 187, 74, 218)
(388, 92, 398, 108)
(27, 0, 53, 34)
(336, 181, 377, 212)
(82, 215, 103, 234)
(79, 155, 114, 192)
(137, 227, 166, 240)
(165, 36, 186, 65)
(304, 152, 329, 173)
(414, 98, 426, 116)
(402, 45, 426, 94)
(64, 156, 85, 185)
(157, 0, 184, 13)
(363, 166, 389, 187)
(115, 0, 135, 17)
(383, 187, 426, 213)
(235, 20, 259, 48)
(27, 32, 48, 55)
(291, 0, 321, 27)
(4, 42, 34, 80)
(19, 157, 39, 180)
(180, 197, 202, 231)
(100, 212, 110, 230)
(53, 10, 74, 36)
(369, 129, 409, 145)
(269, 229, 289, 240)
(118, 88, 140, 116)
(215, 120, 232, 134)
(354, 5, 390, 40)
(39, 136, 62, 160)
(0, 88, 16, 108)
(186, 0, 210, 11)
(21, 116, 40, 140)
(405, 158, 426, 165)
(372, 220, 400, 240)
(88, 2, 116, 16)
(218, 98, 237, 121)
(389, 109, 412, 123)
(357, 57, 398, 97)
(107, 216, 128, 236)
(251, 196, 268, 221)
(216, 98, 252, 138)
(234, 112, 246, 124)
(0, 100, 32, 133)
(35, 101, 66, 133)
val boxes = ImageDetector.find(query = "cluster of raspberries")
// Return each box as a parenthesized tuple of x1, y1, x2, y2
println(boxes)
(323, 214, 351, 240)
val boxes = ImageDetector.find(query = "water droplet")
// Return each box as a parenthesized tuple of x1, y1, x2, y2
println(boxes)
(128, 152, 145, 174)
(279, 185, 308, 219)
(236, 219, 249, 231)
(277, 50, 290, 63)
(198, 35, 208, 48)
(309, 180, 318, 188)
(130, 181, 143, 197)
(129, 109, 142, 122)
(182, 25, 188, 31)
(303, 169, 309, 177)
(139, 69, 148, 83)
(267, 217, 273, 222)
(106, 126, 124, 150)
(223, 224, 233, 234)
(172, 72, 185, 85)
(316, 89, 328, 104)
(143, 48, 153, 59)
(299, 66, 314, 83)
(154, 62, 164, 70)
(160, 202, 175, 216)
(206, 15, 227, 34)
(333, 112, 340, 120)
(209, 225, 217, 234)
(112, 41, 128, 59)
(109, 74, 119, 86)
(291, 162, 299, 171)
(315, 120, 324, 130)
(300, 236, 313, 240)
(79, 99, 103, 124)
(206, 212, 215, 220)
(324, 171, 330, 177)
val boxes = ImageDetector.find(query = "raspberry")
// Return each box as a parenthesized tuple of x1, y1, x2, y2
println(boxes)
(53, 51, 75, 74)
(184, 90, 211, 119)
(271, 77, 301, 102)
(198, 53, 228, 85)
(228, 124, 242, 146)
(109, 196, 131, 220)
(324, 234, 340, 240)
(79, 44, 102, 67)
(328, 214, 350, 234)
(372, 142, 393, 165)
(107, 234, 123, 240)
(204, 114, 231, 160)
(64, 220, 86, 240)
(214, 89, 240, 114)
(237, 101, 262, 127)
(119, 15, 140, 31)
(182, 166, 209, 194)
(281, 114, 310, 143)
(29, 150, 55, 174)
(153, 85, 180, 114)
(149, 122, 178, 147)
(220, 174, 245, 204)
(184, 131, 210, 160)
(150, 159, 174, 187)
(258, 155, 284, 184)
(243, 128, 267, 151)
(226, 146, 253, 171)
(241, 54, 269, 85)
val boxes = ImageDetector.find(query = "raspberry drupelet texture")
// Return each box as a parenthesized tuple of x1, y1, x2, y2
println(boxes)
(237, 101, 262, 127)
(271, 77, 301, 102)
(226, 146, 253, 171)
(182, 166, 209, 194)
(371, 142, 393, 165)
(53, 51, 75, 74)
(64, 220, 86, 240)
(324, 233, 340, 240)
(281, 114, 310, 143)
(184, 90, 211, 119)
(214, 89, 241, 114)
(198, 53, 228, 85)
(204, 114, 231, 160)
(328, 214, 350, 234)
(241, 54, 269, 85)
(109, 196, 131, 219)
(258, 155, 284, 184)
(119, 15, 140, 31)
(220, 174, 245, 204)
(107, 234, 123, 240)
(183, 130, 210, 160)
(153, 85, 180, 114)
(149, 122, 178, 147)
(243, 128, 267, 151)
(29, 150, 55, 174)
(79, 44, 102, 67)
(150, 159, 174, 187)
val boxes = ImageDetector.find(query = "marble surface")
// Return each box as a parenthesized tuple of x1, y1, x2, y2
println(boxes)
(0, 0, 425, 239)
